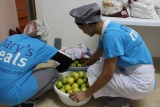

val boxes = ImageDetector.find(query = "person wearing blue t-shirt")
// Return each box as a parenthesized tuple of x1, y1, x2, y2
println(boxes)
(0, 20, 72, 107)
(69, 3, 155, 107)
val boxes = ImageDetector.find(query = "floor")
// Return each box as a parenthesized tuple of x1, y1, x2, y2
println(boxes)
(0, 58, 160, 107)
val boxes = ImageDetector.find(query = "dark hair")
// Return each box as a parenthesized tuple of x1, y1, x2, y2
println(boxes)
(96, 10, 101, 15)
(76, 10, 101, 26)
(76, 22, 98, 26)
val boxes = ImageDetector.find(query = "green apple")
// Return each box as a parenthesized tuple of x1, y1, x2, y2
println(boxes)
(82, 78, 87, 83)
(71, 63, 76, 67)
(67, 77, 75, 85)
(67, 89, 73, 94)
(77, 78, 84, 86)
(77, 64, 82, 67)
(72, 83, 79, 89)
(81, 83, 87, 88)
(74, 60, 79, 64)
(62, 85, 65, 89)
(60, 88, 66, 93)
(56, 80, 63, 89)
(65, 84, 72, 91)
(72, 72, 79, 80)
(78, 71, 85, 78)
(66, 75, 70, 78)
(84, 73, 88, 79)
(61, 77, 67, 85)
(73, 87, 80, 92)
(71, 71, 76, 76)
(81, 86, 87, 92)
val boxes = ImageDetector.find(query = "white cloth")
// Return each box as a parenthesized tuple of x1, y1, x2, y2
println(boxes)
(62, 44, 93, 60)
(87, 61, 155, 100)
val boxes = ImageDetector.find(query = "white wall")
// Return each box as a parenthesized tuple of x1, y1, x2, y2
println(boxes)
(0, 0, 18, 42)
(35, 0, 160, 57)
(129, 25, 160, 57)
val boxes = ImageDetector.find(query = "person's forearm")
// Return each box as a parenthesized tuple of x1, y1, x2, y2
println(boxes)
(83, 55, 99, 66)
(83, 49, 103, 66)
(84, 57, 117, 98)
(85, 72, 112, 98)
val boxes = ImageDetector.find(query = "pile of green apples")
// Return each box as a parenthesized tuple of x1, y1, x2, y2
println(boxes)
(70, 58, 88, 67)
(56, 71, 90, 94)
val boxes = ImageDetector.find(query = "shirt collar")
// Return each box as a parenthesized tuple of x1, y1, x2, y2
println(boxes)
(100, 20, 111, 40)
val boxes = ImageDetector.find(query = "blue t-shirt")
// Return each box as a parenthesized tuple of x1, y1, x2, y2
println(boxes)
(98, 21, 153, 67)
(0, 34, 58, 105)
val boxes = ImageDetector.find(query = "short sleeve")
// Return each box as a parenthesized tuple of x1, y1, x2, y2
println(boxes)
(102, 32, 124, 58)
(32, 44, 58, 63)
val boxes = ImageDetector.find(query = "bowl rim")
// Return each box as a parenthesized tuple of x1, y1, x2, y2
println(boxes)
(54, 83, 70, 98)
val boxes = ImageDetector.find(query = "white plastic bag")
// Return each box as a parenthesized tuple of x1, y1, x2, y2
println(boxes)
(135, 0, 152, 5)
(155, 8, 160, 17)
(130, 9, 153, 19)
(130, 2, 152, 10)
(130, 1, 159, 19)
(153, 0, 160, 9)
(120, 0, 136, 5)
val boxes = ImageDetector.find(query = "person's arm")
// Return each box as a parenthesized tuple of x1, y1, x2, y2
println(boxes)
(85, 57, 117, 97)
(69, 56, 118, 102)
(51, 51, 72, 72)
(83, 49, 103, 66)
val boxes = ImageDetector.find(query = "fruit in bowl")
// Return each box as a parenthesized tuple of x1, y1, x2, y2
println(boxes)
(54, 58, 102, 71)
(55, 71, 90, 94)
(54, 71, 91, 106)
(70, 58, 88, 67)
